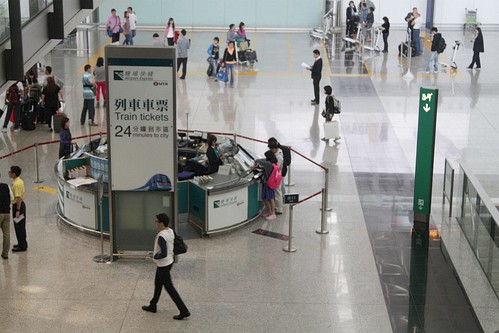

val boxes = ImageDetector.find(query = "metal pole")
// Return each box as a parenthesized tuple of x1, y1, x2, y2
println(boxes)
(283, 204, 297, 252)
(93, 175, 109, 263)
(316, 188, 329, 234)
(285, 146, 295, 187)
(320, 167, 332, 211)
(32, 143, 44, 184)
(404, 28, 414, 78)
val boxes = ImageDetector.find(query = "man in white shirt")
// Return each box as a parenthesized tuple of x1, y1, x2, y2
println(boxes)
(411, 9, 424, 55)
(127, 7, 137, 45)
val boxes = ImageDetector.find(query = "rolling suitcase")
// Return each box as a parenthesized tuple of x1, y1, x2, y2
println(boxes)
(237, 50, 246, 62)
(323, 120, 340, 141)
(21, 109, 36, 131)
(245, 49, 257, 62)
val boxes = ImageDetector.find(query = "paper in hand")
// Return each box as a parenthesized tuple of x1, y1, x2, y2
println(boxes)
(13, 214, 24, 223)
(301, 62, 310, 69)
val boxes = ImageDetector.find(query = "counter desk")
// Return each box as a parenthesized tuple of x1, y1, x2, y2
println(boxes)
(55, 135, 263, 237)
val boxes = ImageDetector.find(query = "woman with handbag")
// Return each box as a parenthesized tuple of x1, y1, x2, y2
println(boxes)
(41, 77, 61, 131)
(164, 18, 177, 46)
(106, 8, 121, 43)
(122, 11, 132, 45)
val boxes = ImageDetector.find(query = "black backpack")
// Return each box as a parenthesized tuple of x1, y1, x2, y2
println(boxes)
(438, 37, 446, 54)
(279, 145, 291, 177)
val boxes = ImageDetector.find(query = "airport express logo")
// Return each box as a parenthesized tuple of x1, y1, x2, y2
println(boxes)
(113, 70, 167, 86)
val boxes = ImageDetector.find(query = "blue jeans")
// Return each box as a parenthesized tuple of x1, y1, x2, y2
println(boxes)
(412, 29, 421, 55)
(426, 51, 439, 72)
(226, 63, 235, 85)
(123, 34, 132, 45)
(210, 58, 219, 77)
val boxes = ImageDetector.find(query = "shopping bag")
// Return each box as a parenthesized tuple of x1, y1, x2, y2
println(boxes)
(216, 68, 228, 82)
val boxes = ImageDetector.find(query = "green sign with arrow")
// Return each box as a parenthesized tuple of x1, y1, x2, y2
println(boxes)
(413, 88, 438, 227)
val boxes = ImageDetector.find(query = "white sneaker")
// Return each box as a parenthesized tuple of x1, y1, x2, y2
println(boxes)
(1, 128, 6, 133)
(13, 128, 20, 133)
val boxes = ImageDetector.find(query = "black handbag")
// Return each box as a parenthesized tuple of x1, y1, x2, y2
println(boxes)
(173, 232, 188, 255)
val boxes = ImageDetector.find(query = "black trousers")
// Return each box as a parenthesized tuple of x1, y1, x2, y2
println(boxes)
(12, 202, 27, 250)
(150, 264, 189, 314)
(81, 99, 95, 125)
(382, 32, 389, 52)
(469, 51, 481, 68)
(177, 58, 188, 78)
(167, 38, 174, 46)
(111, 32, 120, 43)
(312, 77, 321, 103)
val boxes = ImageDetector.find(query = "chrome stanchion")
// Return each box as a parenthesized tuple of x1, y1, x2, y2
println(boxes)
(403, 28, 414, 79)
(32, 143, 44, 184)
(316, 189, 329, 234)
(93, 174, 110, 263)
(285, 148, 295, 187)
(320, 168, 332, 211)
(283, 204, 297, 253)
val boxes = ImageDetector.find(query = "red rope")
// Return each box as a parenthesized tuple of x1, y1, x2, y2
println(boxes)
(296, 190, 322, 205)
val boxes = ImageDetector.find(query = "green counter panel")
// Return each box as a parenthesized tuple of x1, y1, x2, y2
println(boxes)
(248, 182, 262, 218)
(177, 181, 188, 214)
(189, 182, 206, 221)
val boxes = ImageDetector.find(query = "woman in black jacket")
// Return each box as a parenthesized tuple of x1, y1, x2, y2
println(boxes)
(205, 134, 225, 174)
(346, 1, 357, 37)
(468, 27, 484, 70)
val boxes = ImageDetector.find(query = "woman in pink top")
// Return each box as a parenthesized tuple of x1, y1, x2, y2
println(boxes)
(164, 17, 176, 46)
(106, 8, 121, 43)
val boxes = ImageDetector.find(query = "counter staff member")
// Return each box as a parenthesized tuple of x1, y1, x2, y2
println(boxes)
(206, 134, 226, 174)
(10, 166, 27, 252)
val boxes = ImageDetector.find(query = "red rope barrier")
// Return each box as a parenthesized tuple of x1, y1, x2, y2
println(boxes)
(296, 190, 322, 205)
(0, 133, 106, 159)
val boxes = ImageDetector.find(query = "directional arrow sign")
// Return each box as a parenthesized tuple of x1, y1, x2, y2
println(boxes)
(413, 88, 438, 226)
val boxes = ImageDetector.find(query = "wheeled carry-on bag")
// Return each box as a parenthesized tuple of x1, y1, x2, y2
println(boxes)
(398, 41, 416, 57)
(237, 50, 246, 62)
(245, 49, 257, 62)
(323, 120, 340, 141)
(53, 112, 66, 133)
(21, 108, 36, 131)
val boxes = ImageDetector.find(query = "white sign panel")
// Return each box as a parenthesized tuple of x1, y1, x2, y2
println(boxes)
(107, 55, 175, 191)
(63, 184, 96, 229)
(208, 187, 248, 231)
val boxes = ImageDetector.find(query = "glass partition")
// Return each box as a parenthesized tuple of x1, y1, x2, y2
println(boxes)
(457, 162, 499, 298)
(0, 1, 9, 44)
(0, 0, 53, 45)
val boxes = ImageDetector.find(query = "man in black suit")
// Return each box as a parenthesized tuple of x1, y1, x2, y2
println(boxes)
(308, 49, 323, 105)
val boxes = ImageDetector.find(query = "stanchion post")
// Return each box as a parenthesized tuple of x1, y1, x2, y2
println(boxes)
(316, 188, 329, 234)
(320, 167, 332, 211)
(283, 204, 297, 253)
(404, 28, 414, 79)
(93, 174, 110, 263)
(285, 146, 295, 187)
(32, 143, 44, 184)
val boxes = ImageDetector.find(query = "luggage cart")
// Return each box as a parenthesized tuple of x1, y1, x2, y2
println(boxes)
(310, 13, 333, 40)
(464, 8, 479, 31)
(363, 26, 381, 52)
(440, 41, 462, 70)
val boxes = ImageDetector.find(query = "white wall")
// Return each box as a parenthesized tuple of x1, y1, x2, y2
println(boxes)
(342, 0, 496, 29)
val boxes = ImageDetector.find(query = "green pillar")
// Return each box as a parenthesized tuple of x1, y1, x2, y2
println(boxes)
(413, 88, 438, 231)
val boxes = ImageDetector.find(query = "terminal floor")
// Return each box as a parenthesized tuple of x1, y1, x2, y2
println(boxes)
(0, 29, 498, 332)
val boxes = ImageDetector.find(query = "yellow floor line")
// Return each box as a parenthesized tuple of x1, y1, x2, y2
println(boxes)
(77, 42, 108, 73)
(321, 43, 333, 77)
(33, 185, 58, 195)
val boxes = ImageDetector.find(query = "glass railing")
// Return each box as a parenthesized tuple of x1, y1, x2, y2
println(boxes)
(457, 161, 499, 298)
(0, 0, 53, 45)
